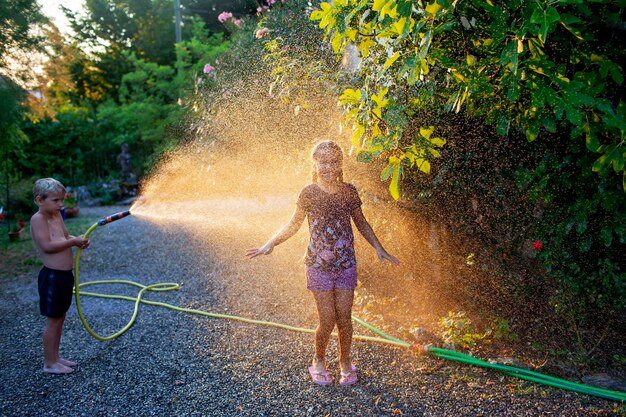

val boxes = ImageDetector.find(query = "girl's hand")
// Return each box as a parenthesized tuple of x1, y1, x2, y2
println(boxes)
(377, 250, 400, 265)
(245, 242, 274, 258)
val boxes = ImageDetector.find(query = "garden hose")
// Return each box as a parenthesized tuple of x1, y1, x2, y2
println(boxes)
(73, 212, 626, 403)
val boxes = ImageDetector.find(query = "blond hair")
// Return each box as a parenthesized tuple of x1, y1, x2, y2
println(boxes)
(33, 178, 66, 199)
(311, 140, 344, 183)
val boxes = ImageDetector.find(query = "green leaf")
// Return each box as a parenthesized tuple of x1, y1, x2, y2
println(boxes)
(592, 144, 623, 173)
(419, 126, 434, 139)
(372, 0, 389, 12)
(600, 226, 613, 247)
(425, 1, 443, 17)
(430, 136, 446, 147)
(501, 41, 518, 75)
(389, 161, 402, 200)
(384, 51, 401, 69)
(585, 124, 600, 152)
(531, 5, 560, 42)
(339, 88, 362, 105)
(331, 31, 343, 53)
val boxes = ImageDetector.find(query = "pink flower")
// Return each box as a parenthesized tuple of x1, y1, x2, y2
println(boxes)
(233, 19, 242, 27)
(532, 240, 543, 251)
(177, 97, 183, 106)
(218, 11, 233, 23)
(255, 28, 270, 39)
(203, 63, 214, 74)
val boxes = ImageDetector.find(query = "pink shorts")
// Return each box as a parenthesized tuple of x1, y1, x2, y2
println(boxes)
(306, 266, 357, 292)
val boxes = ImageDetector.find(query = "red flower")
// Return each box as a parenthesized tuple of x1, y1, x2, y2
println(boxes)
(66, 193, 71, 199)
(17, 219, 25, 228)
(532, 240, 543, 251)
(0, 213, 4, 221)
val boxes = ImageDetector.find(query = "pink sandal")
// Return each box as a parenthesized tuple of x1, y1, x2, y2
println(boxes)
(308, 366, 333, 386)
(339, 364, 358, 386)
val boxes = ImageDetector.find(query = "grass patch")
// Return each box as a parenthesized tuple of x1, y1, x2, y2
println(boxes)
(0, 214, 101, 280)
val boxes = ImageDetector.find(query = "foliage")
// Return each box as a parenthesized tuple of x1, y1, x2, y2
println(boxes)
(487, 318, 519, 343)
(0, 0, 47, 78)
(439, 311, 485, 350)
(0, 178, 35, 222)
(14, 5, 231, 184)
(310, 0, 625, 346)
(311, 0, 625, 194)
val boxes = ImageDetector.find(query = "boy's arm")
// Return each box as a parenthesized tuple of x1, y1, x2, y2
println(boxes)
(30, 215, 82, 254)
(351, 207, 400, 265)
(246, 205, 306, 258)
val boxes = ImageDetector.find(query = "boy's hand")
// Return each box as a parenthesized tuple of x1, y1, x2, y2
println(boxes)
(245, 242, 274, 258)
(74, 236, 90, 250)
(377, 250, 400, 265)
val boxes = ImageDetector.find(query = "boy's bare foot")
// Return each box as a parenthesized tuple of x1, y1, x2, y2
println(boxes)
(43, 362, 74, 374)
(58, 358, 77, 367)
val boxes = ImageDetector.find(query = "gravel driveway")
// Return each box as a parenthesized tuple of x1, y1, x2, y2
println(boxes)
(0, 205, 621, 416)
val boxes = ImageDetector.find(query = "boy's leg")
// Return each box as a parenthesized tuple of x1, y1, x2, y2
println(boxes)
(52, 313, 76, 367)
(43, 317, 73, 374)
(334, 288, 354, 373)
(311, 290, 336, 371)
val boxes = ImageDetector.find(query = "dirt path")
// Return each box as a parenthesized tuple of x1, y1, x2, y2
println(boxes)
(0, 205, 621, 416)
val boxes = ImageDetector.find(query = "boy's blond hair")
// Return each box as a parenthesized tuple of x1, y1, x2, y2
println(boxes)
(33, 178, 66, 199)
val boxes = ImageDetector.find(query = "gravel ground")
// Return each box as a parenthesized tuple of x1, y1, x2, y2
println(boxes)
(0, 205, 622, 416)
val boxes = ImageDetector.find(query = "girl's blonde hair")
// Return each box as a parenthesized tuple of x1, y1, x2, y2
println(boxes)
(33, 178, 66, 199)
(311, 140, 344, 183)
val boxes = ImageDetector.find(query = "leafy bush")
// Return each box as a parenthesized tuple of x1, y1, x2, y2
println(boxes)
(309, 0, 625, 348)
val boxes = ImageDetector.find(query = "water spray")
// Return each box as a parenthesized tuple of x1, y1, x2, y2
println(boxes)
(71, 211, 626, 403)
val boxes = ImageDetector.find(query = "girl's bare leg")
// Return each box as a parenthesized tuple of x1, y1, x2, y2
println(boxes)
(334, 288, 355, 373)
(311, 290, 336, 371)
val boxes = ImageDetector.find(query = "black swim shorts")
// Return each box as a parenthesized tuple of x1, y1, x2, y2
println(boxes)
(38, 266, 74, 318)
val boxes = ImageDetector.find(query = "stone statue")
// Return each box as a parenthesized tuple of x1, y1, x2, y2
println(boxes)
(117, 143, 137, 197)
(117, 143, 134, 181)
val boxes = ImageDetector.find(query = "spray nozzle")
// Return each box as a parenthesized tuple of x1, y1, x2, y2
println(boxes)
(98, 210, 131, 226)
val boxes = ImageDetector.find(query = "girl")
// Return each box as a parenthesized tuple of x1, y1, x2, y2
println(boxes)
(246, 140, 400, 386)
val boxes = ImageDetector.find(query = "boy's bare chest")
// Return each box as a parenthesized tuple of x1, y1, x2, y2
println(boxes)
(47, 220, 66, 241)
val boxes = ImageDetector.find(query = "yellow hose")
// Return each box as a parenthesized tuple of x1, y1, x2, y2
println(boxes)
(73, 221, 404, 347)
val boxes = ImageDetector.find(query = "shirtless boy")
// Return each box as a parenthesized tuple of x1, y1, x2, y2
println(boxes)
(30, 178, 90, 374)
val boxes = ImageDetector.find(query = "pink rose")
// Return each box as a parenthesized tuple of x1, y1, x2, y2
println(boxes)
(255, 28, 270, 39)
(218, 11, 233, 23)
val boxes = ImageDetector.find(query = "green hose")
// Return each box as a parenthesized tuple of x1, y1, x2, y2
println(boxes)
(74, 218, 626, 403)
(353, 317, 626, 402)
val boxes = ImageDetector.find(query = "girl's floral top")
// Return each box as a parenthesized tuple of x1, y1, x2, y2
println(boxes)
(297, 183, 362, 271)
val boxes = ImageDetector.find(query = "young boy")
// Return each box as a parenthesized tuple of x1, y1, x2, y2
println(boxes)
(30, 178, 90, 374)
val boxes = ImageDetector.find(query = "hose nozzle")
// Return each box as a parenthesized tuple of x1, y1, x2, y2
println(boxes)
(98, 210, 131, 226)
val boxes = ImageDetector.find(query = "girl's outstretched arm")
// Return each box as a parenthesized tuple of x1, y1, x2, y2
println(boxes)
(246, 206, 306, 258)
(351, 207, 400, 265)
